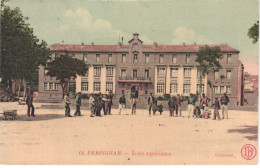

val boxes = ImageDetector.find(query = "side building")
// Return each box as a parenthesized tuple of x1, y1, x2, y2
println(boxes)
(38, 33, 243, 107)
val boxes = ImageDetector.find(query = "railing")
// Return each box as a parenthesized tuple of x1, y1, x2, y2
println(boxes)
(119, 76, 151, 81)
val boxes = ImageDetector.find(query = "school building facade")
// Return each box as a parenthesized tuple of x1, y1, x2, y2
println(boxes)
(38, 33, 244, 106)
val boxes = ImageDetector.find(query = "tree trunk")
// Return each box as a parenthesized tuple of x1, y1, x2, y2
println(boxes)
(23, 79, 27, 101)
(199, 71, 202, 102)
(17, 79, 21, 98)
(8, 79, 12, 96)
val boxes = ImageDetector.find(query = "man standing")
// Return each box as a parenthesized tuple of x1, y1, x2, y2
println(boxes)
(148, 93, 154, 116)
(187, 93, 196, 118)
(89, 94, 95, 117)
(26, 91, 35, 117)
(64, 93, 72, 117)
(168, 96, 176, 117)
(220, 93, 229, 119)
(130, 96, 137, 115)
(118, 95, 126, 115)
(74, 92, 82, 116)
(175, 94, 182, 117)
(211, 97, 221, 120)
(200, 93, 210, 114)
(107, 91, 113, 115)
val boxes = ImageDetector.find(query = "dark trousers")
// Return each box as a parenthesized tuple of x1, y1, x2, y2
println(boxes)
(65, 104, 71, 117)
(102, 104, 106, 115)
(148, 104, 152, 115)
(175, 105, 179, 116)
(74, 105, 81, 116)
(132, 104, 136, 114)
(169, 107, 174, 117)
(27, 104, 34, 116)
(108, 103, 112, 114)
(214, 109, 220, 120)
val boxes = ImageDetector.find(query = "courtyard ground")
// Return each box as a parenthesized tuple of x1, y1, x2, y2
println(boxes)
(0, 102, 258, 165)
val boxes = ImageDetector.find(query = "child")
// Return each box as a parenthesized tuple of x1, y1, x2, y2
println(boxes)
(211, 97, 221, 120)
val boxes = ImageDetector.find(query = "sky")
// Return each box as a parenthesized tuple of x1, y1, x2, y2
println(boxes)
(7, 0, 259, 75)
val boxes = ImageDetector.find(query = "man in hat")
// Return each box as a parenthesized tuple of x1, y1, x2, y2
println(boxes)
(211, 97, 221, 120)
(107, 91, 113, 115)
(168, 96, 176, 117)
(118, 94, 126, 115)
(147, 93, 155, 116)
(130, 96, 137, 115)
(200, 93, 210, 114)
(175, 94, 182, 117)
(26, 91, 35, 117)
(187, 93, 196, 118)
(220, 93, 230, 119)
(64, 93, 72, 117)
(74, 92, 82, 116)
(89, 94, 95, 117)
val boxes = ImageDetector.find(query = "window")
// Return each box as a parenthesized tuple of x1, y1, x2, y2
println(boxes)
(157, 68, 166, 77)
(159, 54, 164, 63)
(94, 82, 101, 92)
(94, 66, 101, 77)
(170, 83, 178, 93)
(133, 54, 138, 63)
(227, 54, 232, 64)
(106, 67, 114, 76)
(83, 53, 87, 63)
(84, 68, 89, 77)
(226, 70, 232, 79)
(49, 83, 53, 90)
(54, 53, 58, 60)
(226, 86, 231, 94)
(122, 90, 125, 95)
(133, 69, 137, 79)
(172, 54, 177, 63)
(170, 68, 178, 78)
(145, 54, 150, 63)
(144, 70, 149, 79)
(44, 83, 48, 90)
(197, 84, 205, 94)
(186, 54, 190, 63)
(157, 83, 165, 94)
(108, 54, 112, 63)
(213, 86, 219, 94)
(184, 68, 191, 77)
(214, 70, 219, 79)
(54, 83, 58, 90)
(183, 84, 191, 94)
(106, 82, 113, 92)
(44, 68, 48, 77)
(81, 82, 88, 91)
(96, 54, 100, 63)
(121, 69, 126, 78)
(220, 86, 225, 93)
(122, 54, 126, 63)
(69, 82, 76, 92)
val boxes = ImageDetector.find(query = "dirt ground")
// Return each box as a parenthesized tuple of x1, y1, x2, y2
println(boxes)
(0, 102, 258, 165)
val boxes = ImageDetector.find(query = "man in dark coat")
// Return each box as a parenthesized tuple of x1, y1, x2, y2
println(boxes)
(220, 93, 230, 119)
(107, 91, 113, 115)
(74, 92, 82, 116)
(26, 91, 35, 117)
(64, 92, 72, 117)
(148, 93, 155, 116)
(118, 95, 126, 115)
(168, 96, 176, 117)
(211, 97, 221, 120)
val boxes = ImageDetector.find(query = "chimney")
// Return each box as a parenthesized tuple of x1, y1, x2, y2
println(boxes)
(91, 42, 94, 46)
(62, 40, 64, 44)
(194, 42, 196, 45)
(154, 42, 158, 48)
(183, 42, 185, 45)
(81, 42, 84, 45)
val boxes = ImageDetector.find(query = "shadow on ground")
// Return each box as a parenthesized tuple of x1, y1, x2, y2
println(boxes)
(227, 125, 258, 141)
(1, 114, 65, 121)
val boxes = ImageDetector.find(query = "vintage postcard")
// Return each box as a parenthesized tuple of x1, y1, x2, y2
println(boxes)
(0, 0, 258, 165)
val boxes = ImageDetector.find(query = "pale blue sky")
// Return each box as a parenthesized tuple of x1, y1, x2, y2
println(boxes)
(7, 0, 259, 74)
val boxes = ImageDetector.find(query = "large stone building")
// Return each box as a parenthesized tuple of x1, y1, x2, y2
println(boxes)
(38, 33, 244, 107)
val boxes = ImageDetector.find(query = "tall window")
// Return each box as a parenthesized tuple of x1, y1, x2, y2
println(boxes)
(159, 54, 164, 63)
(220, 86, 225, 93)
(226, 86, 231, 94)
(49, 83, 53, 90)
(186, 54, 190, 63)
(54, 83, 58, 90)
(170, 68, 178, 78)
(184, 68, 191, 77)
(69, 82, 76, 92)
(108, 54, 112, 63)
(170, 83, 178, 93)
(106, 82, 113, 92)
(145, 54, 150, 63)
(157, 83, 165, 94)
(214, 70, 219, 79)
(183, 84, 191, 94)
(172, 54, 177, 63)
(121, 69, 126, 78)
(133, 54, 138, 63)
(94, 82, 101, 92)
(226, 70, 232, 79)
(197, 84, 205, 94)
(94, 66, 101, 77)
(122, 54, 126, 63)
(157, 68, 166, 77)
(227, 54, 232, 64)
(213, 86, 219, 94)
(106, 67, 114, 76)
(133, 69, 137, 79)
(83, 53, 87, 63)
(54, 53, 58, 60)
(44, 83, 48, 90)
(144, 70, 149, 78)
(81, 82, 88, 91)
(96, 54, 100, 63)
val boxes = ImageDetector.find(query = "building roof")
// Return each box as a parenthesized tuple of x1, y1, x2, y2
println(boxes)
(49, 43, 239, 53)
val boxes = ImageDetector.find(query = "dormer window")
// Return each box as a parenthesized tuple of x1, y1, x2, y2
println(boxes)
(133, 54, 138, 63)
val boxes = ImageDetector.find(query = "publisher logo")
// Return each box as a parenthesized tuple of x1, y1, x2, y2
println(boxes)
(241, 144, 257, 160)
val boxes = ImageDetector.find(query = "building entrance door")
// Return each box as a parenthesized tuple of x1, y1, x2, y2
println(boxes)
(131, 85, 139, 98)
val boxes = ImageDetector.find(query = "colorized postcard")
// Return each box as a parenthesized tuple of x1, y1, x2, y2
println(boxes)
(0, 0, 259, 165)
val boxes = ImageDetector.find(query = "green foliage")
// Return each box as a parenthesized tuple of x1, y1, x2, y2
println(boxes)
(247, 21, 259, 44)
(0, 3, 50, 90)
(46, 55, 88, 97)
